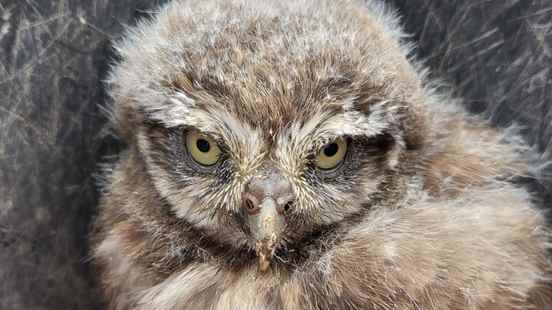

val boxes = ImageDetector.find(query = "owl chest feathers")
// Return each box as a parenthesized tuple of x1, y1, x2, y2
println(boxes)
(95, 175, 551, 310)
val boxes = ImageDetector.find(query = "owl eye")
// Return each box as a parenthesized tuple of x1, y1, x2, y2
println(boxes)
(185, 131, 221, 166)
(315, 137, 348, 170)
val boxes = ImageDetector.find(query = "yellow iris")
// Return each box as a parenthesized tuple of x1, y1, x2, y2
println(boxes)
(315, 137, 348, 170)
(185, 131, 221, 166)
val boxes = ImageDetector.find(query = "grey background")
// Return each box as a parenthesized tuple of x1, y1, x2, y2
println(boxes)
(1, 0, 551, 309)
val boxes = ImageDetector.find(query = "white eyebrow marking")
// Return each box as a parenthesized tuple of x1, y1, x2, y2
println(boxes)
(279, 99, 394, 148)
(145, 91, 266, 176)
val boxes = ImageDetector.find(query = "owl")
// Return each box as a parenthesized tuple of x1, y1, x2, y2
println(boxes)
(92, 0, 552, 309)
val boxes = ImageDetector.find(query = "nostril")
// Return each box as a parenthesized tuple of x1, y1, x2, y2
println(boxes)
(245, 198, 256, 211)
(276, 200, 293, 215)
(243, 195, 260, 215)
(283, 201, 292, 212)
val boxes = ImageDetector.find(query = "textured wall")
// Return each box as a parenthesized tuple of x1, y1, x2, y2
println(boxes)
(0, 0, 550, 309)
(390, 0, 552, 212)
(0, 1, 168, 309)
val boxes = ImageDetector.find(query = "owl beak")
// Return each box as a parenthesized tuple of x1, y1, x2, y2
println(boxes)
(243, 169, 294, 272)
(246, 197, 284, 272)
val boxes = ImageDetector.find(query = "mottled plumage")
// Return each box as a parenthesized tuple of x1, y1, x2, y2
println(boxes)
(92, 0, 552, 309)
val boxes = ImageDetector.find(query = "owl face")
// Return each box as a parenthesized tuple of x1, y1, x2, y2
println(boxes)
(137, 74, 407, 269)
(112, 0, 424, 269)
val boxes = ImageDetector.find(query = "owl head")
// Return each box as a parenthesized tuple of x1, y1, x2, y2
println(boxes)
(108, 0, 428, 271)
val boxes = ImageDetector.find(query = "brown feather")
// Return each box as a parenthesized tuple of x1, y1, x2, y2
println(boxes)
(93, 0, 552, 309)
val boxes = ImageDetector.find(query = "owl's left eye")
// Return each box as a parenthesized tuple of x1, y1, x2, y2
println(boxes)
(315, 137, 348, 170)
(185, 131, 221, 166)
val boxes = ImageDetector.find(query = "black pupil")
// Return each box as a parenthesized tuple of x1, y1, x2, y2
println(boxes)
(323, 143, 339, 157)
(196, 139, 210, 153)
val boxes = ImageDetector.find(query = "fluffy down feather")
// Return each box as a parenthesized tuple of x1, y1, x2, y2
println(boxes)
(0, 0, 551, 309)
(91, 0, 552, 309)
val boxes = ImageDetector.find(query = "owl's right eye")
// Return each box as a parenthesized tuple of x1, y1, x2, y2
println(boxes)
(185, 131, 221, 166)
(315, 137, 348, 170)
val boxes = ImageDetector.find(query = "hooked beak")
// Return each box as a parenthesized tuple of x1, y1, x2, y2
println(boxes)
(242, 168, 294, 272)
(247, 197, 284, 272)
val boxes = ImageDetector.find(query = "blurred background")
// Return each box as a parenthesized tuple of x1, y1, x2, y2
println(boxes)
(1, 1, 551, 309)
